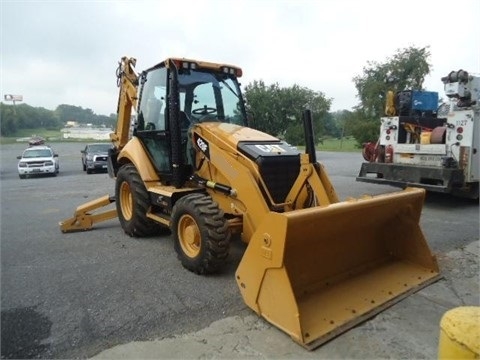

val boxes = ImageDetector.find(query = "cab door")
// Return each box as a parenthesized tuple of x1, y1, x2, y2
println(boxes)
(135, 66, 173, 181)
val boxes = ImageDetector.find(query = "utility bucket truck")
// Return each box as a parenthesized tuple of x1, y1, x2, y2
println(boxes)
(60, 57, 441, 349)
(357, 70, 479, 199)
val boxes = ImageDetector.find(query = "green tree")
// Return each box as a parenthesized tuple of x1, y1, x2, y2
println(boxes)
(329, 110, 356, 148)
(244, 81, 331, 145)
(345, 111, 379, 147)
(350, 46, 432, 145)
(36, 107, 60, 129)
(0, 103, 62, 135)
(55, 104, 95, 124)
(243, 80, 282, 136)
(323, 112, 341, 139)
(0, 103, 17, 136)
(54, 104, 115, 127)
(1, 101, 115, 137)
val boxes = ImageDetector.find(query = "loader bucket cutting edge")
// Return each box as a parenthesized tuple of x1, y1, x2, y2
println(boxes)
(235, 187, 441, 349)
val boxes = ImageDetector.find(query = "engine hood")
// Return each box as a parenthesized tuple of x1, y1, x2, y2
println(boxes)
(196, 122, 279, 147)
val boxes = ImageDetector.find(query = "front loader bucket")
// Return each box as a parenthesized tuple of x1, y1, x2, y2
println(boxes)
(235, 187, 441, 350)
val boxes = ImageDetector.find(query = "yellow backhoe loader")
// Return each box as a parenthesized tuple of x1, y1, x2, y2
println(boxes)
(60, 57, 441, 349)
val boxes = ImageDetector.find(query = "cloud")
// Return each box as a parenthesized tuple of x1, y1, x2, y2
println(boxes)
(2, 0, 479, 115)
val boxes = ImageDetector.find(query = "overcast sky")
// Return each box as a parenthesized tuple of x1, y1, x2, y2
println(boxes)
(1, 0, 479, 116)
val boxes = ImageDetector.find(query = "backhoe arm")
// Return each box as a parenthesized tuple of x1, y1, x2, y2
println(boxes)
(110, 56, 139, 150)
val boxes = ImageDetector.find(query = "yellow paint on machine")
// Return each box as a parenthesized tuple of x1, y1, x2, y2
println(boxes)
(59, 56, 443, 350)
(236, 187, 441, 349)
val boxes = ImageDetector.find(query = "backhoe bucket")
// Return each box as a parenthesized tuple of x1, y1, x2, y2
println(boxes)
(236, 187, 441, 349)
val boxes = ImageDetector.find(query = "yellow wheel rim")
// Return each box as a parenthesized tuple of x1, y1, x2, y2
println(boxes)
(119, 181, 133, 221)
(178, 214, 201, 258)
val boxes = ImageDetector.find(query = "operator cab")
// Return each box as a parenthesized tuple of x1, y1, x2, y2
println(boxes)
(134, 58, 248, 187)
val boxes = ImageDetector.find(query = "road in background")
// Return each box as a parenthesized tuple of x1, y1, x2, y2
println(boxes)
(1, 142, 478, 358)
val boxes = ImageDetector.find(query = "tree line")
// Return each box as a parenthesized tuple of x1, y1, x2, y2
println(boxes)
(0, 103, 116, 136)
(1, 46, 431, 146)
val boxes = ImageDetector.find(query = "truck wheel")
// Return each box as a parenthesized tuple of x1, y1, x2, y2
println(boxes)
(115, 163, 165, 237)
(171, 193, 230, 274)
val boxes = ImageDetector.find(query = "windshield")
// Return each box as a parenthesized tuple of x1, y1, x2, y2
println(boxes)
(178, 69, 247, 126)
(23, 149, 52, 158)
(87, 144, 112, 152)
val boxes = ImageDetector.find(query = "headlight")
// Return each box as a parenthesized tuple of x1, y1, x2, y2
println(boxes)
(86, 154, 94, 160)
(44, 161, 54, 166)
(18, 162, 27, 168)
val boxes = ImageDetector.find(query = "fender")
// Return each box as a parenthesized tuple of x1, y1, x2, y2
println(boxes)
(118, 137, 160, 182)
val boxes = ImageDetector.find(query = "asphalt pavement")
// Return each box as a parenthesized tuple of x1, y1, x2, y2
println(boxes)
(92, 240, 479, 359)
(1, 142, 478, 359)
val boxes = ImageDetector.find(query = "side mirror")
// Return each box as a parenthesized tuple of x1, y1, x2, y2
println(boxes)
(54, 154, 59, 157)
(17, 155, 21, 159)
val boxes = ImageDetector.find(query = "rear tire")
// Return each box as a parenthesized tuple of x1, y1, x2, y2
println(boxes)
(115, 163, 165, 237)
(171, 193, 230, 274)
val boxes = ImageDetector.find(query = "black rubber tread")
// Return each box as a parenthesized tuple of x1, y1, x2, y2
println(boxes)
(115, 163, 166, 237)
(171, 193, 230, 274)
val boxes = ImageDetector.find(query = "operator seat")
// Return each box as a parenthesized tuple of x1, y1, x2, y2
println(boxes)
(145, 98, 163, 130)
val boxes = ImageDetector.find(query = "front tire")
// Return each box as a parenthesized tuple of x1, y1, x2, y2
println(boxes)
(171, 193, 230, 274)
(115, 163, 164, 237)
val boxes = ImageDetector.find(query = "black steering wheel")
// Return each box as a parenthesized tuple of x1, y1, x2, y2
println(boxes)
(192, 106, 217, 115)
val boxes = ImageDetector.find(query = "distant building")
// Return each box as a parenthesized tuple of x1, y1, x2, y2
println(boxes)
(65, 121, 78, 127)
(61, 127, 112, 140)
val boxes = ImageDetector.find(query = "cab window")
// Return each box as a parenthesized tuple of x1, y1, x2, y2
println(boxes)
(138, 68, 167, 131)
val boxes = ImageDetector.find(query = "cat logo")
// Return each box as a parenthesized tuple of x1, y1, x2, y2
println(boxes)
(197, 137, 208, 152)
(194, 134, 210, 158)
(255, 144, 286, 153)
